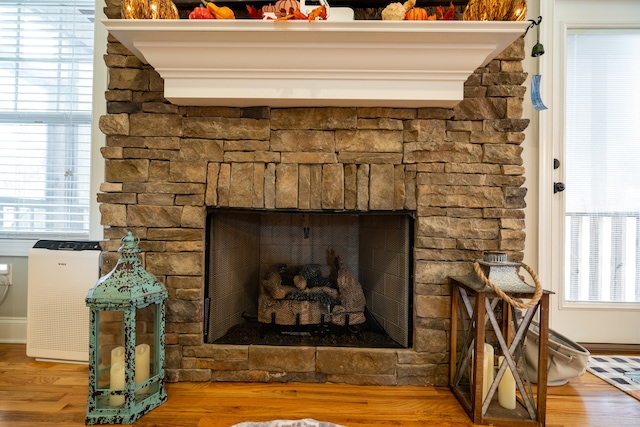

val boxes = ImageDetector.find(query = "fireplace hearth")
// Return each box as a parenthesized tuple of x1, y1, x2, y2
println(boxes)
(213, 314, 403, 349)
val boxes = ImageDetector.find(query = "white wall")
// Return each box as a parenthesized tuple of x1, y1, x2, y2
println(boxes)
(0, 257, 28, 342)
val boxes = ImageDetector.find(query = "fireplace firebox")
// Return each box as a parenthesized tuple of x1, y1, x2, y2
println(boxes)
(204, 209, 413, 348)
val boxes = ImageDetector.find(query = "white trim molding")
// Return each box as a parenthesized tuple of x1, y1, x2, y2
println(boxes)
(537, 0, 555, 317)
(0, 317, 27, 343)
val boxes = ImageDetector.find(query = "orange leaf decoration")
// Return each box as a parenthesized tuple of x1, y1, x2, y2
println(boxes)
(437, 1, 454, 20)
(246, 4, 263, 19)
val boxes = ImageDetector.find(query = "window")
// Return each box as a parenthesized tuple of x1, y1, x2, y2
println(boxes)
(0, 0, 95, 239)
(564, 29, 640, 303)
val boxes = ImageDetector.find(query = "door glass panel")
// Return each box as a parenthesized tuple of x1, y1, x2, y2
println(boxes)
(564, 29, 640, 303)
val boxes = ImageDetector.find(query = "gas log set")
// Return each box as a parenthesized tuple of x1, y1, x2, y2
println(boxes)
(213, 250, 400, 347)
(258, 250, 366, 332)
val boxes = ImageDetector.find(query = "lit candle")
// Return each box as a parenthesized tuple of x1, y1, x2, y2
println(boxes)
(111, 346, 125, 365)
(498, 356, 516, 409)
(109, 346, 126, 406)
(135, 344, 150, 394)
(482, 343, 494, 402)
(109, 361, 125, 406)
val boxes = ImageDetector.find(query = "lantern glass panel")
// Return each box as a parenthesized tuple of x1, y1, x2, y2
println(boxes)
(454, 294, 474, 388)
(134, 304, 158, 397)
(94, 310, 125, 409)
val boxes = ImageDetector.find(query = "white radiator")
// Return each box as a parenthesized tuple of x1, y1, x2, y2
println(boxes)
(26, 240, 101, 363)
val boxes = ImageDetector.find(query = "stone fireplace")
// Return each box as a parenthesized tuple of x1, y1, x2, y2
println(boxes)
(98, 5, 529, 387)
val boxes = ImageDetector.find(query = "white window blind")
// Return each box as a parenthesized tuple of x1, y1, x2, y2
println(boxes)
(0, 0, 94, 239)
(565, 29, 640, 302)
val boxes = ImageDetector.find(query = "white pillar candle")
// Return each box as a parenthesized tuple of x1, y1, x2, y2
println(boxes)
(135, 343, 151, 394)
(111, 346, 125, 365)
(109, 361, 125, 406)
(498, 356, 517, 409)
(482, 343, 494, 402)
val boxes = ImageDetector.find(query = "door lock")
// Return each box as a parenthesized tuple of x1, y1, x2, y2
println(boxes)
(554, 182, 566, 193)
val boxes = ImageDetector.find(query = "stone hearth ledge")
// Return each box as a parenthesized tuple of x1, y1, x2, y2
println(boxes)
(176, 345, 446, 385)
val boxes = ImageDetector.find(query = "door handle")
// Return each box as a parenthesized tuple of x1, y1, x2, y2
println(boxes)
(554, 182, 566, 193)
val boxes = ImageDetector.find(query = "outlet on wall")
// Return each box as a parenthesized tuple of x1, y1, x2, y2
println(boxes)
(0, 264, 12, 286)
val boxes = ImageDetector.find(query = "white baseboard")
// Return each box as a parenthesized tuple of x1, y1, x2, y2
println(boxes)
(0, 317, 27, 343)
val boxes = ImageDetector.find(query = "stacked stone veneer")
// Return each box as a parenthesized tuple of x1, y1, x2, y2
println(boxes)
(98, 9, 529, 386)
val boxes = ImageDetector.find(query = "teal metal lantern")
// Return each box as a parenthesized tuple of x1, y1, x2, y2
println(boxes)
(85, 232, 168, 425)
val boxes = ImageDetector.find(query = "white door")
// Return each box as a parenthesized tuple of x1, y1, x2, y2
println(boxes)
(547, 0, 640, 344)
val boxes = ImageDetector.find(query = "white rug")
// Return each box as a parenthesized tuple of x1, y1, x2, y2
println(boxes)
(231, 419, 346, 427)
(587, 355, 640, 402)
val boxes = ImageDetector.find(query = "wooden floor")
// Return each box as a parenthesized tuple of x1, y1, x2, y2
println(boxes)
(1, 344, 639, 427)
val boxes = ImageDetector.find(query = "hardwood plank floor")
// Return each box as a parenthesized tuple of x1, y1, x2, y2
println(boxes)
(1, 344, 639, 427)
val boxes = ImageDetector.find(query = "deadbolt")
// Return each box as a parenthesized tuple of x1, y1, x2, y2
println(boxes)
(554, 182, 566, 193)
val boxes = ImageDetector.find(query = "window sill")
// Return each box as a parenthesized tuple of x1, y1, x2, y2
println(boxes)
(0, 239, 38, 257)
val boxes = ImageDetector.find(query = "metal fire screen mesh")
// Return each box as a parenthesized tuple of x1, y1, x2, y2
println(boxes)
(206, 210, 412, 347)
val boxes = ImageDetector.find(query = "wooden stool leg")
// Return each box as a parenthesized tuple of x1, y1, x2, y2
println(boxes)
(450, 284, 459, 386)
(472, 293, 486, 423)
(536, 294, 550, 425)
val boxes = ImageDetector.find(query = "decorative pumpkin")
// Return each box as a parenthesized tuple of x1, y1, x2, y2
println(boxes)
(405, 7, 428, 20)
(262, 3, 276, 13)
(205, 1, 235, 19)
(189, 6, 214, 19)
(381, 0, 415, 20)
(121, 0, 179, 19)
(274, 0, 299, 17)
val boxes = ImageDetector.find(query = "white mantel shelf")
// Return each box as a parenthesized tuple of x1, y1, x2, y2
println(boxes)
(103, 19, 528, 108)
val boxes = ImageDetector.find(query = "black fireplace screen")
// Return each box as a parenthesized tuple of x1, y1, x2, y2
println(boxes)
(204, 209, 413, 348)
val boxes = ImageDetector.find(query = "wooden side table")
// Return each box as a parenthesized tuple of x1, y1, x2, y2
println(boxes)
(449, 268, 552, 427)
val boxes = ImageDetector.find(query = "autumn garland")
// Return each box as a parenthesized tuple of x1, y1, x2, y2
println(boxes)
(463, 0, 527, 21)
